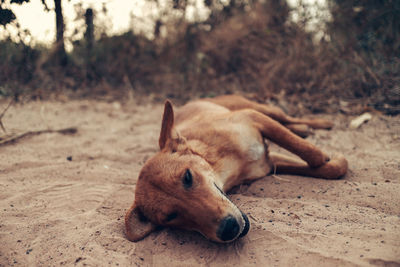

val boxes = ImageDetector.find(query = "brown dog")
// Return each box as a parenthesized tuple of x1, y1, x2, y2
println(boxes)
(125, 95, 348, 243)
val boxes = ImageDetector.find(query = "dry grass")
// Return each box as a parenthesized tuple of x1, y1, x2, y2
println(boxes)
(0, 2, 398, 115)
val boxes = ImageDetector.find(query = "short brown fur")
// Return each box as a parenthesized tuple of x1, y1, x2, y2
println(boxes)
(125, 95, 348, 243)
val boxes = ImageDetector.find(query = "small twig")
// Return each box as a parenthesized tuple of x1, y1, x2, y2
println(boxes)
(271, 174, 291, 183)
(0, 99, 13, 133)
(248, 214, 258, 223)
(0, 127, 77, 146)
(271, 162, 291, 182)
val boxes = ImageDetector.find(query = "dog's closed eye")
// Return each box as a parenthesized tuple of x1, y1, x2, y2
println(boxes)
(165, 212, 178, 222)
(182, 169, 193, 189)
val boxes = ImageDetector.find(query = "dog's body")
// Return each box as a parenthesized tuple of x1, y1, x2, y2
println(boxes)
(125, 95, 348, 243)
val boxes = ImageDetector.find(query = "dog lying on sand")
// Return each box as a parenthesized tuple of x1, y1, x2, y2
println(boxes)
(125, 95, 348, 243)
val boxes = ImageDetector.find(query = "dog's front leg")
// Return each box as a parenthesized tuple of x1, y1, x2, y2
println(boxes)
(244, 110, 347, 179)
(269, 152, 347, 179)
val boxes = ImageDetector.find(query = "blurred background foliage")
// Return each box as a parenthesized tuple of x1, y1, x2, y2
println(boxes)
(0, 0, 399, 114)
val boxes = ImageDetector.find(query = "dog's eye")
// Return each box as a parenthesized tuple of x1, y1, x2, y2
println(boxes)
(166, 212, 178, 222)
(182, 169, 193, 189)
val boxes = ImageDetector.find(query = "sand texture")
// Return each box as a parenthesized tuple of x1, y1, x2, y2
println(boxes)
(0, 99, 399, 266)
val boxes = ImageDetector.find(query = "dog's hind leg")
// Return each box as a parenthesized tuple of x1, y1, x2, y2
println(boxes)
(245, 110, 347, 178)
(206, 95, 333, 131)
(246, 110, 328, 167)
(284, 123, 313, 138)
(269, 152, 347, 179)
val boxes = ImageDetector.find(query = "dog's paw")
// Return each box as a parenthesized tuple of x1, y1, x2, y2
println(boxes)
(318, 154, 348, 179)
(306, 150, 330, 168)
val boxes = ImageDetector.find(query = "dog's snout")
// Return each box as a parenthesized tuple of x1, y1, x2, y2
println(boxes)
(217, 215, 240, 242)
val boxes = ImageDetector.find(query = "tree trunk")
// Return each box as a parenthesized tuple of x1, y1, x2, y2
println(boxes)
(54, 0, 67, 66)
(84, 8, 94, 80)
(85, 8, 94, 50)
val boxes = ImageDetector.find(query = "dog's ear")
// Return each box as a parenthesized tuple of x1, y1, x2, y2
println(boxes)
(125, 204, 157, 242)
(159, 100, 174, 150)
(159, 100, 188, 152)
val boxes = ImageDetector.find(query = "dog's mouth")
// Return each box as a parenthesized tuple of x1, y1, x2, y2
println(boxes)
(238, 210, 250, 238)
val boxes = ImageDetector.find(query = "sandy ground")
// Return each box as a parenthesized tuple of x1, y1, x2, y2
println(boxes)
(0, 99, 399, 267)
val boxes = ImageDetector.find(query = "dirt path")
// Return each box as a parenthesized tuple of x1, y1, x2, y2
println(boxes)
(0, 99, 399, 266)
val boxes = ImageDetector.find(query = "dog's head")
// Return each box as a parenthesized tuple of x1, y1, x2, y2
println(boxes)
(125, 101, 249, 243)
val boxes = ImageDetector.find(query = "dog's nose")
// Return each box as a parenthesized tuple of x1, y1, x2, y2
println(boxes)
(217, 215, 240, 242)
